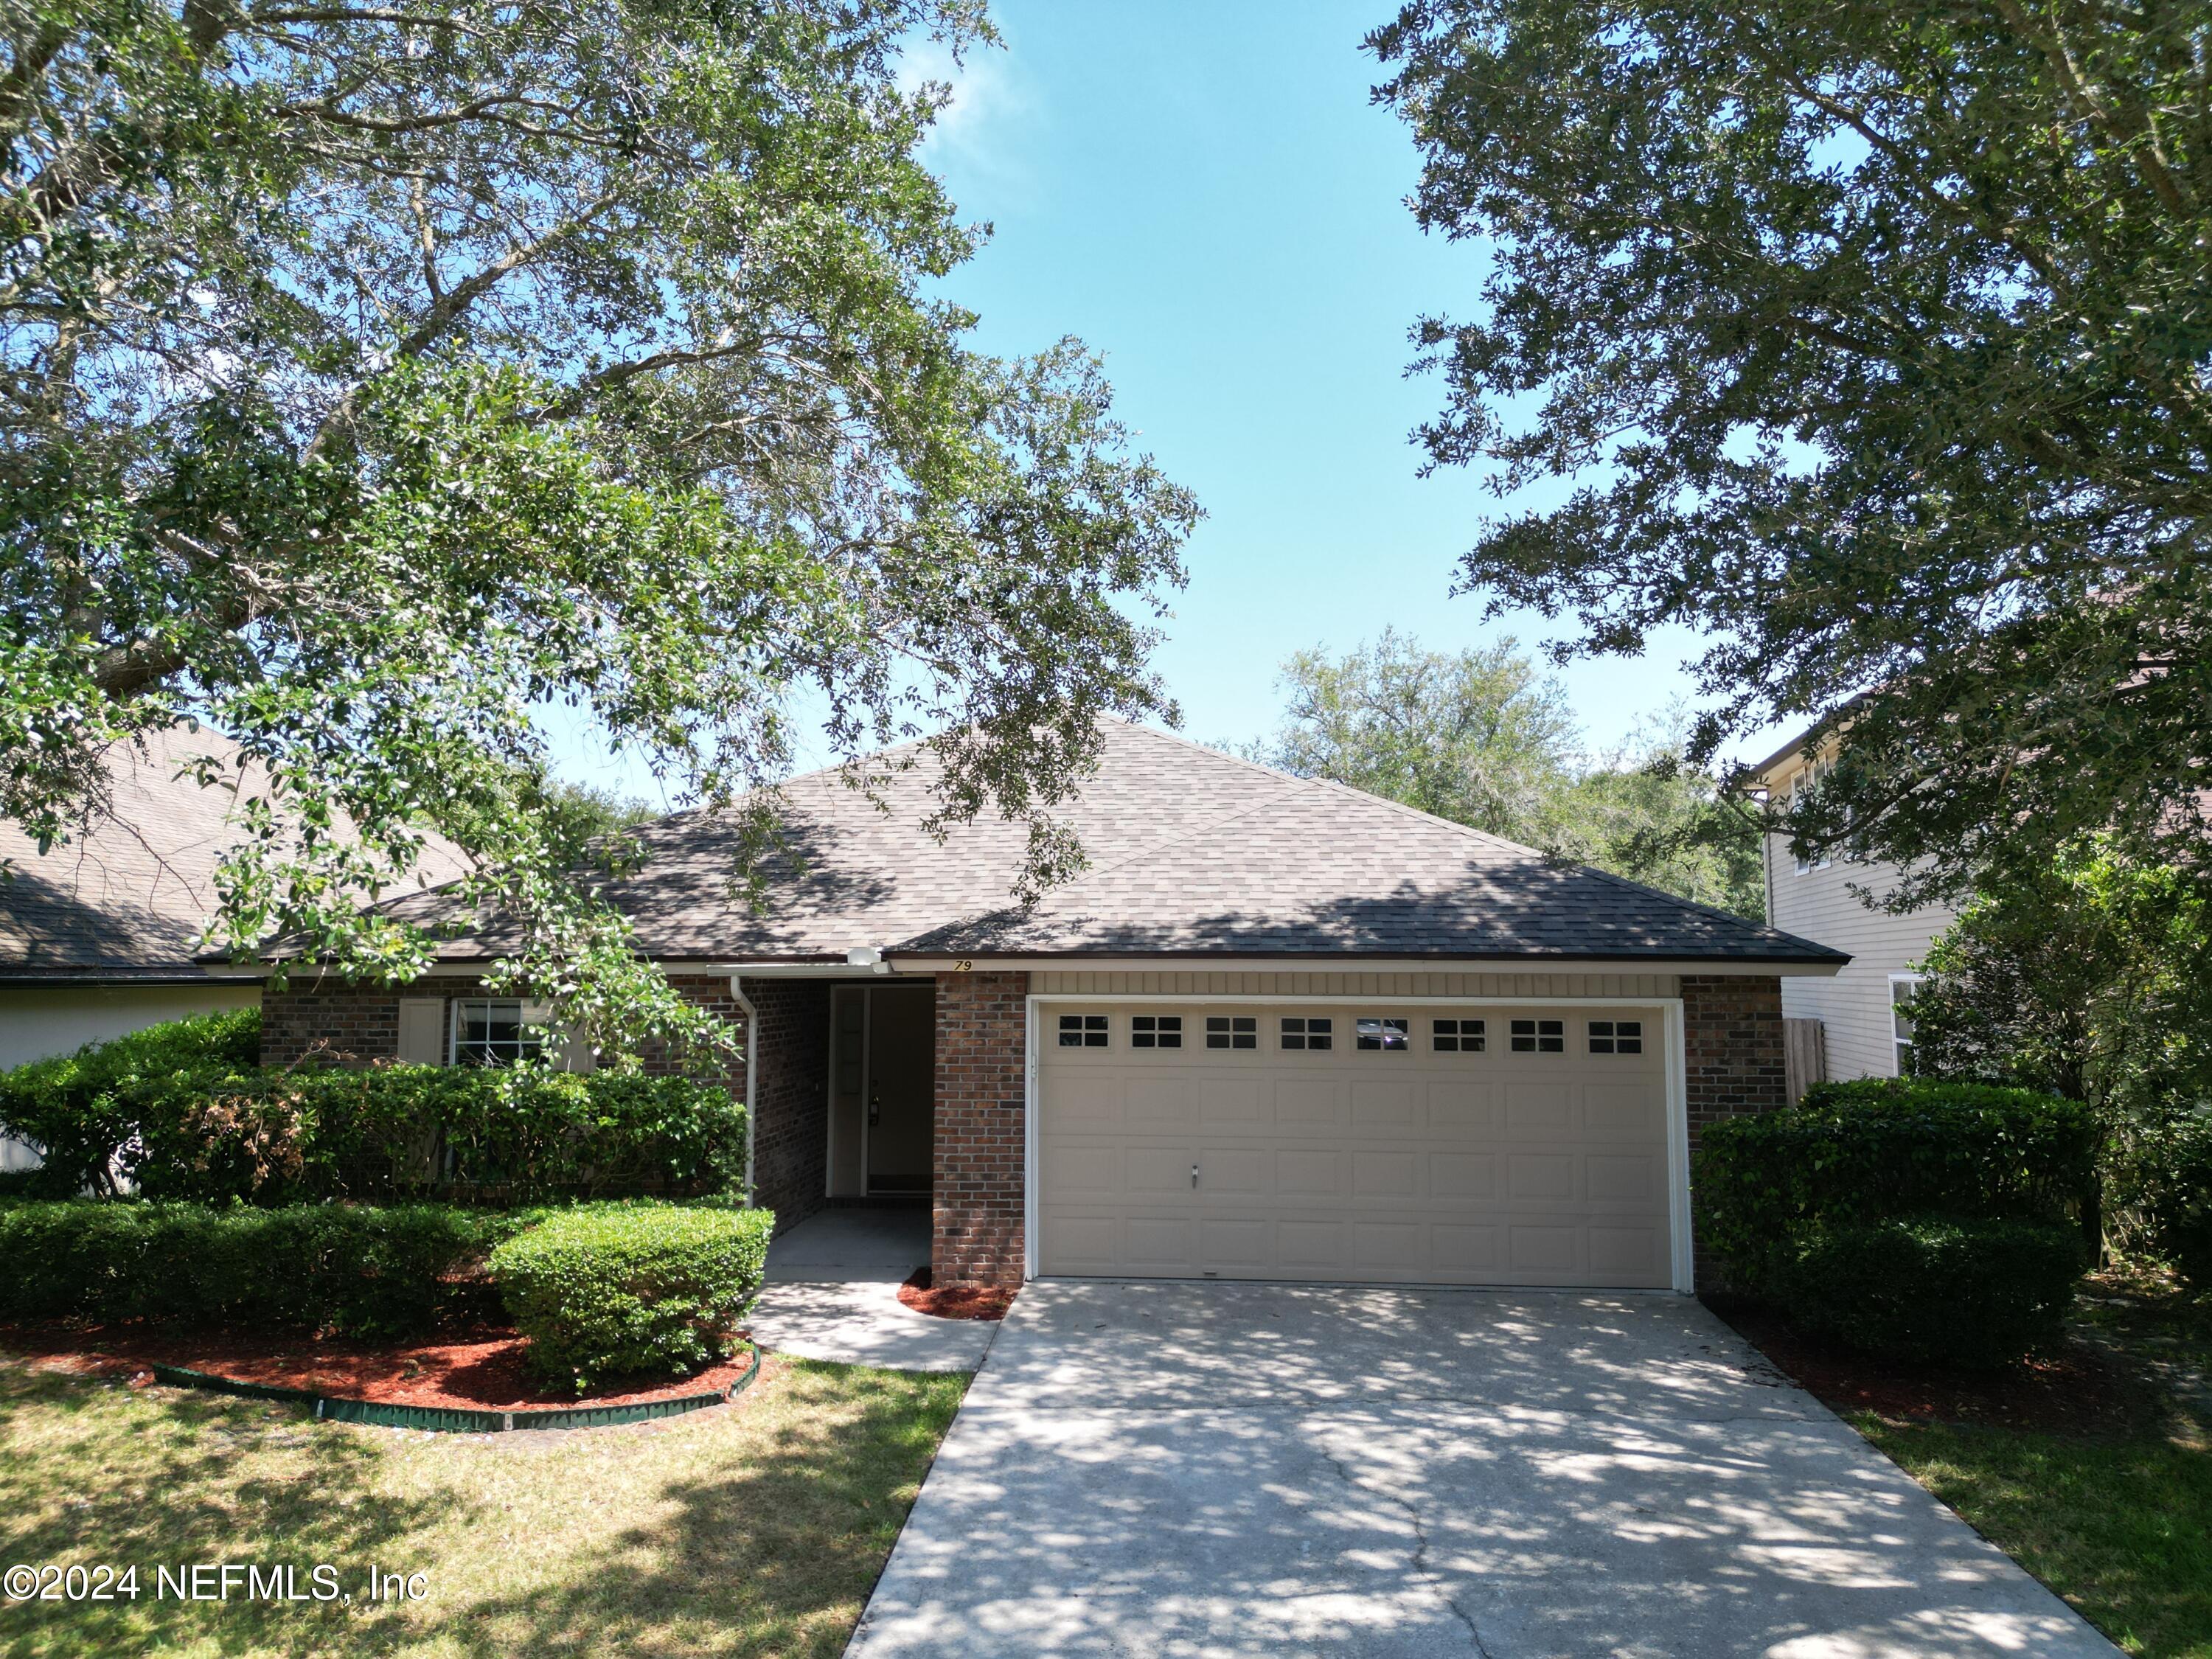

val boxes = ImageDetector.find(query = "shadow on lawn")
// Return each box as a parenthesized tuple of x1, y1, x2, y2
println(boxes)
(445, 1360, 955, 1659)
(0, 1365, 456, 1657)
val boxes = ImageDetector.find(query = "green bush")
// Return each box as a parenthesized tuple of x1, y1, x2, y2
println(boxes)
(0, 1009, 260, 1194)
(1779, 1216, 2088, 1370)
(2115, 1111, 2212, 1288)
(490, 1203, 773, 1390)
(0, 1015, 745, 1206)
(0, 1199, 535, 1336)
(1695, 1077, 2098, 1295)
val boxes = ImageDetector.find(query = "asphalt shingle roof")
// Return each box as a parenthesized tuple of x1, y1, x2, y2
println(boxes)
(371, 720, 1842, 967)
(1, 726, 467, 981)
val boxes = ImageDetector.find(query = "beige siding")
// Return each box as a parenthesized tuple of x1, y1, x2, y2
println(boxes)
(1764, 835, 1955, 1080)
(0, 983, 262, 1170)
(1031, 970, 1679, 1000)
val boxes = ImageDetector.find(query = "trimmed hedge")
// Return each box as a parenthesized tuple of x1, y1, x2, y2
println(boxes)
(490, 1203, 773, 1390)
(0, 1015, 746, 1205)
(0, 1200, 536, 1337)
(121, 1065, 748, 1205)
(1695, 1077, 2098, 1295)
(1779, 1215, 2088, 1369)
(0, 1009, 260, 1194)
(1694, 1078, 2098, 1368)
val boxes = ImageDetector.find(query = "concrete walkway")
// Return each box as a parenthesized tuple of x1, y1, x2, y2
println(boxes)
(763, 1208, 931, 1284)
(746, 1210, 995, 1374)
(849, 1280, 2119, 1658)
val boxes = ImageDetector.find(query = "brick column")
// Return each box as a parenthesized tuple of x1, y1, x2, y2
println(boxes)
(1681, 974, 1787, 1290)
(933, 970, 1029, 1287)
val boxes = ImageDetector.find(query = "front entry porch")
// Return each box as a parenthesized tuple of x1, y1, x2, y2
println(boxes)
(826, 982, 936, 1199)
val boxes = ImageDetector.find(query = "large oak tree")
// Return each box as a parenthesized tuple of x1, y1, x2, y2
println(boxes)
(1371, 1, 2212, 903)
(0, 0, 1197, 1046)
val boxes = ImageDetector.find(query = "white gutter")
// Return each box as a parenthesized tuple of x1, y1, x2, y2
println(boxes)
(731, 975, 759, 1208)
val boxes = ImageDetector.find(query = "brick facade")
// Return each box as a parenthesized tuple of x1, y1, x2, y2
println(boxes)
(732, 978, 829, 1233)
(1681, 973, 1787, 1290)
(932, 970, 1029, 1287)
(260, 970, 827, 1230)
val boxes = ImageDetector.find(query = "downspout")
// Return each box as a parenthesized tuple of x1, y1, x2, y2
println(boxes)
(731, 975, 759, 1208)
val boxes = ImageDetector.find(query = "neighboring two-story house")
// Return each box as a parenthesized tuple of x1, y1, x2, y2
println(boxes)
(1750, 727, 1957, 1093)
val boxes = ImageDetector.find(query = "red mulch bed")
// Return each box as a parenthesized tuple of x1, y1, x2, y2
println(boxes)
(0, 1320, 753, 1411)
(898, 1267, 1013, 1321)
(1704, 1295, 2163, 1439)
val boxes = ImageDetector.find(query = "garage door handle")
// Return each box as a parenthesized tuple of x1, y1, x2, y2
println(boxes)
(1191, 1163, 1199, 1189)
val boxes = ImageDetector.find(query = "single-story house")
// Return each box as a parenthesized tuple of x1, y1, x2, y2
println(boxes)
(1748, 726, 1952, 1091)
(0, 725, 469, 1170)
(0, 727, 273, 1168)
(264, 720, 1848, 1290)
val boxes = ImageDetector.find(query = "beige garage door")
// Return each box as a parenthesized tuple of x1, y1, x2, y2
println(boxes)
(1037, 1003, 1674, 1288)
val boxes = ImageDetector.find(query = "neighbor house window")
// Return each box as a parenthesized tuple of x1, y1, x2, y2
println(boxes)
(1890, 977, 1921, 1075)
(1588, 1019, 1643, 1055)
(1510, 1018, 1565, 1054)
(1131, 1015, 1183, 1050)
(1058, 1014, 1109, 1048)
(1356, 1017, 1409, 1051)
(452, 1000, 550, 1066)
(1280, 1017, 1332, 1051)
(1432, 1018, 1485, 1053)
(1790, 761, 1835, 875)
(1206, 1015, 1257, 1050)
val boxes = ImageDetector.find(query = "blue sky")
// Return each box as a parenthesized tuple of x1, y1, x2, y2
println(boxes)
(547, 1, 1779, 801)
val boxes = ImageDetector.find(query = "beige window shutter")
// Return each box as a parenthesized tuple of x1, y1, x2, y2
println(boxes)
(396, 998, 446, 1065)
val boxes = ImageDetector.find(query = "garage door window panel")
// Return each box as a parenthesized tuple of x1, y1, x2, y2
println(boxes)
(1356, 1017, 1409, 1051)
(1588, 1019, 1643, 1055)
(1432, 1018, 1486, 1053)
(1280, 1016, 1332, 1051)
(1510, 1018, 1565, 1053)
(1206, 1016, 1257, 1050)
(1131, 1015, 1183, 1050)
(1058, 1014, 1109, 1048)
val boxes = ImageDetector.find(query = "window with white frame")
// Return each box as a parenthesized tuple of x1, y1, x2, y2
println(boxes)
(1280, 1016, 1332, 1051)
(452, 999, 552, 1066)
(1790, 759, 1835, 875)
(1588, 1018, 1643, 1054)
(1510, 1018, 1565, 1053)
(1130, 1015, 1183, 1050)
(1057, 1013, 1110, 1048)
(1431, 1018, 1485, 1053)
(1890, 977, 1921, 1075)
(1206, 1015, 1257, 1050)
(1355, 1017, 1409, 1051)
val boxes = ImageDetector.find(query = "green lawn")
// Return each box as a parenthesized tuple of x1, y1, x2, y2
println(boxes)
(1856, 1415, 2212, 1658)
(1848, 1265, 2212, 1659)
(0, 1353, 967, 1658)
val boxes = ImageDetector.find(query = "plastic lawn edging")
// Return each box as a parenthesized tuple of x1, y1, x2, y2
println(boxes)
(145, 1339, 760, 1433)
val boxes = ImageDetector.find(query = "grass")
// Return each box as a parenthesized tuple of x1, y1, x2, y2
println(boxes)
(1846, 1263, 2212, 1659)
(1854, 1414, 2212, 1658)
(0, 1352, 967, 1658)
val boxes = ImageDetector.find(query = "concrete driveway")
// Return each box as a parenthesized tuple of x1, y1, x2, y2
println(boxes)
(848, 1281, 2116, 1658)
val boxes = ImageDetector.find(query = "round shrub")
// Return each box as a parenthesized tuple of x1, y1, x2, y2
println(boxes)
(1779, 1216, 2088, 1371)
(490, 1203, 774, 1390)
